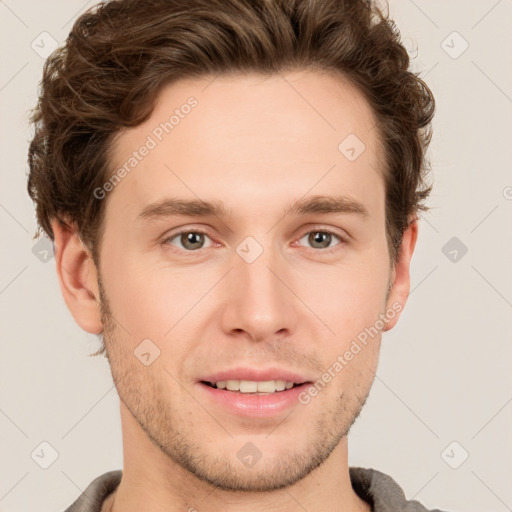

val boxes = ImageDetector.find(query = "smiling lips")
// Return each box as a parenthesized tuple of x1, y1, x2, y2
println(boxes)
(197, 368, 314, 416)
(204, 379, 298, 393)
(199, 367, 312, 395)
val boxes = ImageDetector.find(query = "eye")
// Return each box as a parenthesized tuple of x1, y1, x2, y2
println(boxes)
(163, 230, 214, 252)
(162, 227, 346, 254)
(297, 229, 344, 250)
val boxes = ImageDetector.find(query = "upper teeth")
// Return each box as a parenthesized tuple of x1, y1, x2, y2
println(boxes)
(213, 380, 296, 393)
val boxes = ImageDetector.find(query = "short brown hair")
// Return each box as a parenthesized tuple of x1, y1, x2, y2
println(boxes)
(27, 0, 435, 266)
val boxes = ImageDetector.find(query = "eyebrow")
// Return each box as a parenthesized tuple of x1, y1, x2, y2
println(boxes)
(289, 194, 369, 217)
(136, 194, 369, 222)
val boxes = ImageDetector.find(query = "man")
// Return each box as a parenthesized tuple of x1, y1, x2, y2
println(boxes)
(27, 0, 443, 510)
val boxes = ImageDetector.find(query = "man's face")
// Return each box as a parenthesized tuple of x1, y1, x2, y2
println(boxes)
(97, 70, 395, 491)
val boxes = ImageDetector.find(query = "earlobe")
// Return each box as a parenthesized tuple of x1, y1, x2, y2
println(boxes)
(51, 218, 103, 334)
(383, 217, 419, 332)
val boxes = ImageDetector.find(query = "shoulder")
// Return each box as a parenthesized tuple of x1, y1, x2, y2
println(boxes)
(349, 466, 451, 512)
(63, 470, 122, 512)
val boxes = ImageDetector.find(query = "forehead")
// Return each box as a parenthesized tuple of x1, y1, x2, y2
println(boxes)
(106, 69, 383, 223)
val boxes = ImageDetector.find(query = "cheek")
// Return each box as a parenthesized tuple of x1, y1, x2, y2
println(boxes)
(100, 252, 182, 345)
(103, 254, 223, 364)
(297, 259, 389, 336)
(307, 270, 385, 393)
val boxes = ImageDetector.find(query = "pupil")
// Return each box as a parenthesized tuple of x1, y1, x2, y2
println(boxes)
(310, 232, 330, 248)
(184, 232, 203, 249)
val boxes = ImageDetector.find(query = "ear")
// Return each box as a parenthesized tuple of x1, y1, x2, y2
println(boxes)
(51, 218, 103, 334)
(383, 217, 418, 331)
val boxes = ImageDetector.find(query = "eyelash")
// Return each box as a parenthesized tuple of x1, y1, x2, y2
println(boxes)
(162, 227, 347, 255)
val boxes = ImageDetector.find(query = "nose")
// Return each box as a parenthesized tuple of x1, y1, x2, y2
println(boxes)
(219, 244, 298, 343)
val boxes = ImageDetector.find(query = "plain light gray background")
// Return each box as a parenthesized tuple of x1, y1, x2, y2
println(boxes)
(1, 1, 511, 511)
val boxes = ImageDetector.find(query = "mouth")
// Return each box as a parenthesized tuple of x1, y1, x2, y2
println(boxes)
(196, 368, 314, 416)
(201, 379, 306, 394)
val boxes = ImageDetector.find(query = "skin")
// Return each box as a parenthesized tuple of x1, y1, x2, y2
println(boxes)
(52, 69, 417, 512)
